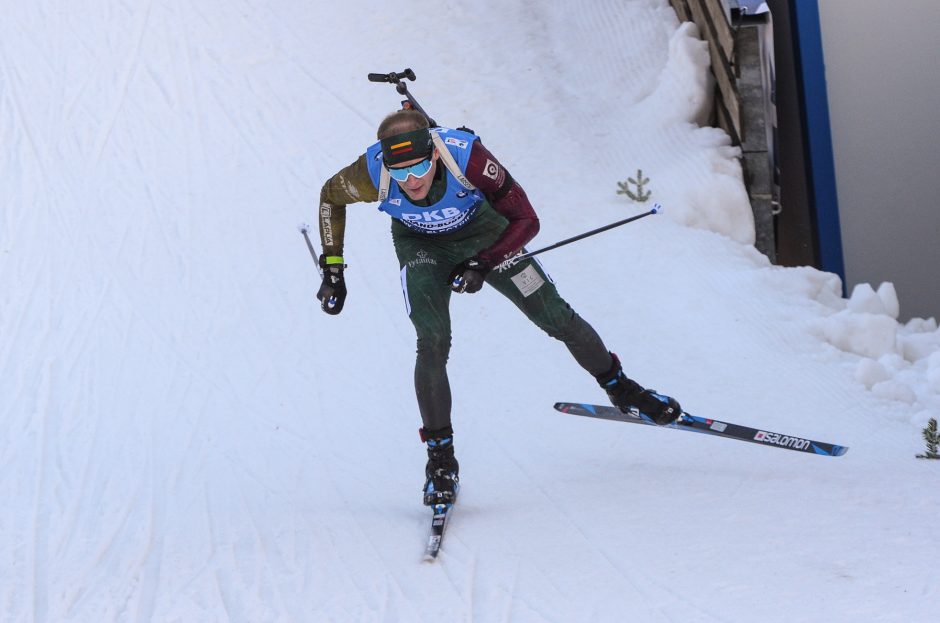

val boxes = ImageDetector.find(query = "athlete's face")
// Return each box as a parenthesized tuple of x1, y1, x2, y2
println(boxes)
(391, 150, 439, 201)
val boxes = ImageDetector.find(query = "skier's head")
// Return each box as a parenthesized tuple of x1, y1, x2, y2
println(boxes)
(378, 109, 439, 201)
(377, 109, 430, 143)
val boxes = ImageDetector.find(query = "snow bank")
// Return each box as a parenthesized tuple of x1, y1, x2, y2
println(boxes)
(755, 262, 939, 415)
(741, 257, 939, 414)
(806, 280, 940, 414)
(630, 22, 756, 246)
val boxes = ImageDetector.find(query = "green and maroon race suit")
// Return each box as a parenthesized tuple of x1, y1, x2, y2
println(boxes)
(318, 132, 613, 431)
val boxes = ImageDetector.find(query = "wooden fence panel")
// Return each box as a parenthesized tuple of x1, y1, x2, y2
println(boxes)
(669, 0, 742, 143)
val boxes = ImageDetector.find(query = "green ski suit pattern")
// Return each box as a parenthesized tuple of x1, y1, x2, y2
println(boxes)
(320, 155, 610, 431)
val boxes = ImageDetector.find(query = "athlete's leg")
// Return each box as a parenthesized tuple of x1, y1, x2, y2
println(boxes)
(393, 229, 458, 431)
(486, 258, 614, 375)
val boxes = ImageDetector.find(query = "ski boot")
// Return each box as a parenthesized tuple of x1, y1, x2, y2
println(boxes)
(420, 426, 460, 506)
(595, 353, 682, 425)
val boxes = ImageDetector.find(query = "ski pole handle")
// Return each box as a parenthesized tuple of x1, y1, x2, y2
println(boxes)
(300, 223, 344, 310)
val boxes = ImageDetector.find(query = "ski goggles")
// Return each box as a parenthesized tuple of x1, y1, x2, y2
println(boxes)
(387, 156, 434, 182)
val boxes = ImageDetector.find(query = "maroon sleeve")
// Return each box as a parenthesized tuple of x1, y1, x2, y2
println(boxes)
(464, 140, 540, 267)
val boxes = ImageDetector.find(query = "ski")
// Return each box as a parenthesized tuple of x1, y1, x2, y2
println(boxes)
(422, 503, 454, 561)
(554, 402, 848, 457)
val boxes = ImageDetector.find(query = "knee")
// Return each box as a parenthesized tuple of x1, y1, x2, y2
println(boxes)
(416, 331, 452, 364)
(535, 305, 577, 340)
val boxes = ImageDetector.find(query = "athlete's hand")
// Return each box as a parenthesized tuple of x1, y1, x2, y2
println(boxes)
(317, 255, 347, 315)
(447, 257, 490, 294)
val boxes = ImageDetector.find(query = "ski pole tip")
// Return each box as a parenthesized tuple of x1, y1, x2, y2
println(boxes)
(297, 222, 310, 234)
(651, 203, 663, 215)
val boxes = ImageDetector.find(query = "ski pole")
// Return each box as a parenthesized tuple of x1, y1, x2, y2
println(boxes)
(367, 68, 438, 127)
(496, 203, 662, 271)
(297, 223, 319, 265)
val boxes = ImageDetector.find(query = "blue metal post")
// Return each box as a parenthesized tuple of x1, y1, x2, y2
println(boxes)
(791, 0, 846, 287)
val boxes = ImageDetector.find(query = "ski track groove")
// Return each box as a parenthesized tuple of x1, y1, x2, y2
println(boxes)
(234, 481, 298, 622)
(29, 359, 55, 623)
(211, 572, 236, 623)
(488, 432, 662, 616)
(0, 39, 50, 184)
(142, 180, 181, 276)
(252, 2, 375, 130)
(56, 441, 144, 621)
(132, 407, 168, 623)
(61, 55, 95, 128)
(205, 484, 246, 621)
(91, 0, 154, 169)
(97, 275, 272, 442)
(491, 429, 731, 623)
(57, 394, 105, 619)
(461, 551, 478, 622)
(498, 560, 521, 623)
(205, 82, 267, 165)
(321, 519, 386, 620)
(0, 252, 49, 423)
(168, 381, 204, 493)
(319, 458, 418, 619)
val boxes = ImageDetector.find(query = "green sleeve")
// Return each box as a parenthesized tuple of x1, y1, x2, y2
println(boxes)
(318, 154, 379, 257)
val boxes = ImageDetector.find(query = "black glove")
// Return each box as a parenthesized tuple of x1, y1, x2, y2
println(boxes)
(316, 255, 347, 315)
(447, 257, 490, 293)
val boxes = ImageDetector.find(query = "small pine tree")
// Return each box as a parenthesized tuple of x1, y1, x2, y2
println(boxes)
(916, 418, 940, 459)
(616, 169, 651, 202)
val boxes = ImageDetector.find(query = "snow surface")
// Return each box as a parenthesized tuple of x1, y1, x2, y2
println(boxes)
(2, 1, 939, 621)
